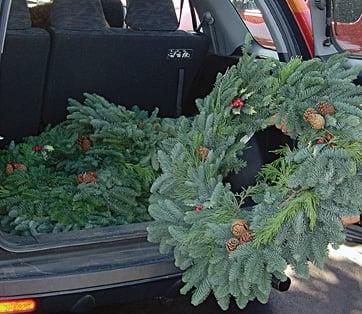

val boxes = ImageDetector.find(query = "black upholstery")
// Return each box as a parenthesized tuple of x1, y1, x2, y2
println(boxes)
(43, 0, 210, 125)
(0, 0, 50, 146)
(101, 0, 124, 28)
(126, 0, 179, 31)
(7, 0, 31, 30)
(50, 0, 108, 30)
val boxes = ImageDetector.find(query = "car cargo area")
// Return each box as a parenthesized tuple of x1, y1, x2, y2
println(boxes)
(0, 0, 214, 241)
(0, 0, 289, 248)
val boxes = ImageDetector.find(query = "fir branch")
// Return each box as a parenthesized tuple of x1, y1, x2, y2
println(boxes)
(253, 190, 319, 247)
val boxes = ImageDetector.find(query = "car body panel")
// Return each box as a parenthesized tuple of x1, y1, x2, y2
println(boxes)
(0, 229, 179, 298)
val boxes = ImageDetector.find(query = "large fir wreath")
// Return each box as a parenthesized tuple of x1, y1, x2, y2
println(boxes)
(147, 50, 362, 309)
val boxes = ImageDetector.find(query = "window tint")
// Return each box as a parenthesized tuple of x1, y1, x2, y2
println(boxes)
(332, 0, 362, 55)
(230, 0, 275, 50)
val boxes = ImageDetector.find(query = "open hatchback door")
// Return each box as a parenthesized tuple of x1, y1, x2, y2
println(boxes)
(309, 0, 362, 242)
(309, 0, 362, 82)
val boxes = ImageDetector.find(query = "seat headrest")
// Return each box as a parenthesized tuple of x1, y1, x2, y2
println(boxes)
(101, 0, 125, 28)
(126, 0, 179, 31)
(50, 0, 108, 30)
(7, 0, 32, 30)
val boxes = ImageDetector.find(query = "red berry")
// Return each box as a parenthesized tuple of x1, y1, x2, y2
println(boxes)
(32, 145, 43, 152)
(195, 204, 204, 213)
(230, 98, 245, 109)
(316, 138, 325, 145)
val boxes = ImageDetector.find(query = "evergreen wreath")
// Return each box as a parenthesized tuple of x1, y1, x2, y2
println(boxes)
(147, 49, 362, 309)
(0, 95, 180, 234)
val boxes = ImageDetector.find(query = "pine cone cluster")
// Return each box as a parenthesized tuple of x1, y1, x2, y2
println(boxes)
(231, 219, 249, 237)
(240, 231, 253, 244)
(227, 219, 253, 252)
(303, 108, 325, 130)
(5, 162, 27, 176)
(197, 146, 209, 160)
(317, 102, 336, 116)
(303, 108, 317, 122)
(77, 136, 92, 152)
(76, 171, 97, 184)
(226, 238, 240, 252)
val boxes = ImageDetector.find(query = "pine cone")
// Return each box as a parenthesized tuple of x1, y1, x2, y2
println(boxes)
(325, 132, 333, 142)
(76, 172, 97, 184)
(13, 163, 27, 171)
(240, 231, 253, 244)
(231, 219, 249, 237)
(307, 113, 326, 130)
(197, 146, 209, 160)
(5, 162, 27, 176)
(226, 238, 240, 252)
(77, 136, 92, 152)
(5, 163, 14, 176)
(303, 108, 318, 122)
(317, 102, 336, 116)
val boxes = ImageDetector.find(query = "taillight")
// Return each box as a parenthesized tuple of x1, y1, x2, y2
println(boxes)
(0, 299, 37, 313)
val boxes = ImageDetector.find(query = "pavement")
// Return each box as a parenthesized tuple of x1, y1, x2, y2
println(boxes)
(90, 243, 362, 314)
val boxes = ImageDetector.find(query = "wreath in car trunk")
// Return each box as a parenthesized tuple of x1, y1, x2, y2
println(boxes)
(0, 44, 361, 310)
(147, 49, 362, 309)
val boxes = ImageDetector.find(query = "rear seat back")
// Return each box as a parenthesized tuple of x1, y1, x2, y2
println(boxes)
(125, 0, 179, 31)
(43, 0, 210, 126)
(0, 0, 50, 146)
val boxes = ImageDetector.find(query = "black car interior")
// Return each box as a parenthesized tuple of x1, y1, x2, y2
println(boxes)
(0, 0, 289, 188)
(0, 0, 211, 143)
(0, 0, 49, 146)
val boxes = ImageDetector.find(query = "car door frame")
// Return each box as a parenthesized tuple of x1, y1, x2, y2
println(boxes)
(309, 0, 362, 74)
(0, 0, 11, 58)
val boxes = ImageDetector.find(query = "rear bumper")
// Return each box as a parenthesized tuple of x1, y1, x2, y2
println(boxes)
(0, 236, 182, 313)
(0, 220, 292, 313)
(25, 275, 183, 313)
(0, 242, 180, 299)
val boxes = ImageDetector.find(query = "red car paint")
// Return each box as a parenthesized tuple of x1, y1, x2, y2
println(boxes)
(286, 0, 314, 56)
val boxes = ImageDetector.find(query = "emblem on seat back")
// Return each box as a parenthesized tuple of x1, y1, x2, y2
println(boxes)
(167, 49, 193, 60)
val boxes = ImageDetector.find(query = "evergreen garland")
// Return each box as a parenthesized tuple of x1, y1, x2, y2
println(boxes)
(147, 48, 362, 309)
(0, 94, 179, 235)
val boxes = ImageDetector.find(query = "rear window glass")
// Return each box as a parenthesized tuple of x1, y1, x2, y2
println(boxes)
(230, 0, 276, 50)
